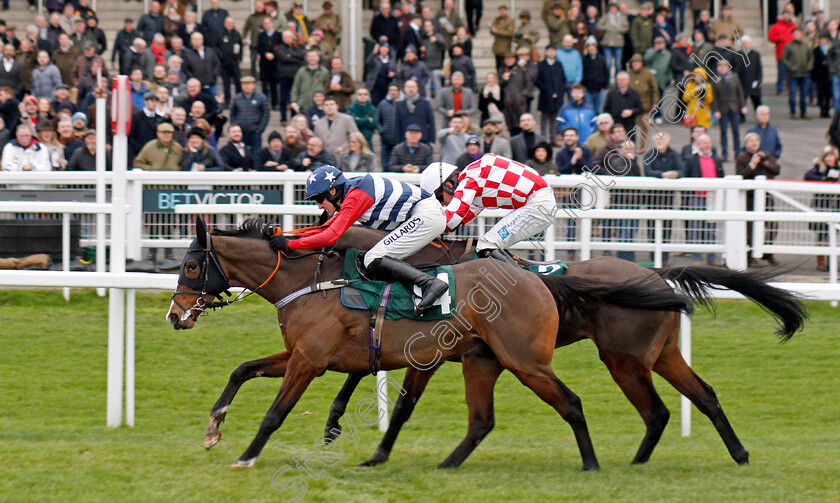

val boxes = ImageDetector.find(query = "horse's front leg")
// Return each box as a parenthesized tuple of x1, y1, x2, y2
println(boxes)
(231, 350, 320, 467)
(205, 351, 291, 450)
(324, 372, 366, 442)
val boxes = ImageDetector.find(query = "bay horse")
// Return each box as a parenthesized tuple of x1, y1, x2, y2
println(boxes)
(315, 228, 806, 467)
(166, 218, 691, 469)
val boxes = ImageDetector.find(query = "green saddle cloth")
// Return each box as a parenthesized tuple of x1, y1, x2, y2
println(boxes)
(341, 249, 456, 321)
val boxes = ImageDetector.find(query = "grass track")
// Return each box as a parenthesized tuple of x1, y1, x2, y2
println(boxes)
(0, 290, 838, 502)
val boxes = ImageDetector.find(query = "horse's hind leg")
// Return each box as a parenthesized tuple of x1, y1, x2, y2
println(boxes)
(437, 348, 504, 469)
(599, 348, 670, 465)
(653, 345, 750, 465)
(357, 364, 441, 467)
(324, 372, 365, 442)
(231, 350, 319, 467)
(510, 367, 600, 471)
(206, 351, 291, 450)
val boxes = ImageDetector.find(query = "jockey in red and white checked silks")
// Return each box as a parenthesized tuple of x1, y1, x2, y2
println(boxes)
(445, 153, 558, 253)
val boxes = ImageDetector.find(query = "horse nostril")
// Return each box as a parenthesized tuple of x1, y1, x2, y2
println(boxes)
(169, 313, 180, 325)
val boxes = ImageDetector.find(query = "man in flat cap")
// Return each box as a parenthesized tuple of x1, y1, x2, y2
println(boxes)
(133, 121, 184, 171)
(230, 75, 270, 159)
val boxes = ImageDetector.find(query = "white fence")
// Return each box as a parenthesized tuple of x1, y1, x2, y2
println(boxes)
(3, 170, 840, 434)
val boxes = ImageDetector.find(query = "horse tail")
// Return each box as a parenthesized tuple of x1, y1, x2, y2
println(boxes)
(654, 266, 807, 341)
(539, 274, 694, 323)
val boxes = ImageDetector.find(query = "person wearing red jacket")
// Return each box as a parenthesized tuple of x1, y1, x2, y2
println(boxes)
(768, 10, 797, 95)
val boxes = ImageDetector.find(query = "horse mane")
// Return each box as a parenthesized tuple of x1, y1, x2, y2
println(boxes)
(211, 217, 274, 240)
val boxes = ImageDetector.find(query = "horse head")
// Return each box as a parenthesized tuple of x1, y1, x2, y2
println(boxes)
(167, 217, 231, 330)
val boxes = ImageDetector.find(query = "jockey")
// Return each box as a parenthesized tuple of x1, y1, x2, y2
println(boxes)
(269, 165, 449, 315)
(420, 154, 557, 263)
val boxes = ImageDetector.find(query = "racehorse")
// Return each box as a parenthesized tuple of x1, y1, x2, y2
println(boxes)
(318, 228, 806, 467)
(166, 218, 691, 469)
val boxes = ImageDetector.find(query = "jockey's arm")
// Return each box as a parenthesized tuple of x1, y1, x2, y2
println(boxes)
(444, 178, 481, 232)
(287, 189, 374, 250)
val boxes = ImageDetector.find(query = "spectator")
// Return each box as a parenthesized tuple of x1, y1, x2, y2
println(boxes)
(170, 107, 188, 147)
(400, 15, 424, 61)
(365, 39, 396, 106)
(805, 146, 840, 271)
(478, 72, 503, 124)
(219, 124, 255, 171)
(178, 78, 218, 125)
(84, 17, 106, 55)
(456, 135, 483, 171)
(396, 46, 430, 97)
(284, 124, 307, 156)
(337, 132, 376, 172)
(480, 117, 512, 157)
(294, 136, 336, 171)
(52, 34, 79, 96)
(644, 37, 673, 109)
(746, 106, 782, 159)
(527, 140, 555, 175)
(736, 132, 781, 267)
(421, 19, 445, 98)
(0, 44, 23, 97)
(257, 130, 295, 171)
(313, 2, 342, 58)
(584, 113, 614, 153)
(437, 71, 476, 124)
(56, 117, 84, 161)
(276, 31, 305, 121)
(737, 35, 763, 112)
(464, 0, 482, 36)
(132, 122, 182, 171)
(347, 88, 378, 149)
(162, 8, 181, 46)
(536, 44, 567, 139)
(709, 5, 743, 42)
(242, 1, 268, 80)
(202, 0, 229, 45)
(491, 5, 515, 72)
(581, 37, 609, 114)
(313, 97, 358, 155)
(285, 3, 313, 41)
(183, 32, 221, 95)
(370, 2, 400, 51)
(812, 31, 832, 118)
(500, 51, 533, 135)
(679, 124, 716, 161)
(289, 114, 313, 144)
(448, 44, 477, 92)
(182, 127, 224, 171)
(630, 2, 654, 55)
(129, 91, 161, 162)
(710, 60, 747, 161)
(215, 16, 242, 109)
(437, 115, 468, 164)
(388, 124, 433, 173)
(641, 131, 683, 263)
(558, 83, 597, 144)
(36, 123, 64, 171)
(31, 51, 62, 100)
(693, 8, 712, 42)
(68, 129, 110, 171)
(376, 83, 400, 167)
(393, 79, 435, 145)
(651, 9, 675, 49)
(324, 56, 354, 111)
(768, 9, 796, 96)
(684, 133, 724, 266)
(598, 2, 630, 79)
(603, 71, 644, 134)
(670, 33, 693, 78)
(305, 90, 325, 127)
(681, 66, 714, 129)
(556, 126, 594, 174)
(556, 34, 583, 91)
(164, 36, 187, 62)
(2, 125, 51, 184)
(137, 1, 164, 44)
(259, 19, 283, 109)
(129, 68, 152, 109)
(511, 113, 546, 163)
(691, 29, 713, 62)
(436, 0, 463, 47)
(627, 53, 658, 149)
(121, 38, 154, 78)
(514, 10, 540, 53)
(164, 69, 187, 103)
(230, 76, 270, 158)
(291, 49, 329, 114)
(593, 122, 627, 169)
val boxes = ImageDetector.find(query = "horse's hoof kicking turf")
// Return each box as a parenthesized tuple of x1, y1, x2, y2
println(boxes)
(204, 431, 222, 450)
(229, 458, 256, 468)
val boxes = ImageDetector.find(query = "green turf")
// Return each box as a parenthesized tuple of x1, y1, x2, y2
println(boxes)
(0, 290, 838, 502)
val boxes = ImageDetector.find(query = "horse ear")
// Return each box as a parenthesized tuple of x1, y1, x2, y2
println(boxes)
(196, 217, 208, 247)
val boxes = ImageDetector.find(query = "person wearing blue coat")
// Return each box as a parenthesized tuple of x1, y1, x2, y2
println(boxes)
(556, 35, 583, 98)
(557, 84, 596, 142)
(745, 105, 783, 159)
(535, 44, 567, 139)
(555, 126, 594, 174)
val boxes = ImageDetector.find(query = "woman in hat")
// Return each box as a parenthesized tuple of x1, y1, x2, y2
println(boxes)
(526, 141, 556, 175)
(182, 127, 224, 171)
(36, 122, 67, 170)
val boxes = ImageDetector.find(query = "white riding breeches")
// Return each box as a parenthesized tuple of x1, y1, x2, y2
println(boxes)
(476, 187, 557, 252)
(364, 197, 447, 266)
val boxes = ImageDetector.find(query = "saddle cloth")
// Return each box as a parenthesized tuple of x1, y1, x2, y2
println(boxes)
(340, 249, 456, 321)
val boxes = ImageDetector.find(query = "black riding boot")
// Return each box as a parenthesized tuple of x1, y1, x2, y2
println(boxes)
(477, 248, 519, 267)
(367, 257, 449, 317)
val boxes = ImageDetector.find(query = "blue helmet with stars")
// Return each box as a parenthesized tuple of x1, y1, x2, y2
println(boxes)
(304, 165, 347, 200)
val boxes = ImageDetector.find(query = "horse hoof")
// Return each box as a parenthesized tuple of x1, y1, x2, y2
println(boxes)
(436, 461, 459, 469)
(324, 425, 341, 442)
(229, 458, 256, 468)
(205, 430, 222, 450)
(736, 452, 750, 465)
(582, 463, 600, 472)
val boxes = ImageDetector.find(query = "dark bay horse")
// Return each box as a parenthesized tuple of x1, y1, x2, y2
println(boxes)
(319, 228, 806, 467)
(166, 219, 691, 469)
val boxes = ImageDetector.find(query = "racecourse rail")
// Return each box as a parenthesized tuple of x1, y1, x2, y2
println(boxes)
(3, 170, 840, 436)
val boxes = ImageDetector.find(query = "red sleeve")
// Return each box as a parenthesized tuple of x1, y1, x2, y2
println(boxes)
(287, 188, 374, 250)
(444, 177, 481, 231)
